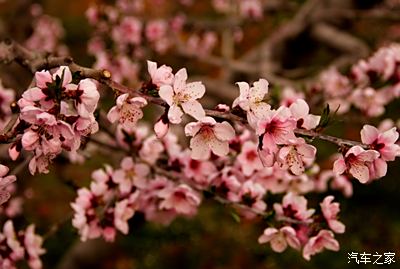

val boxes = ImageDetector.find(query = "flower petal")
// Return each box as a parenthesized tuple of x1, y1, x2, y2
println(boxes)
(168, 104, 184, 124)
(190, 134, 210, 160)
(214, 122, 235, 141)
(181, 100, 205, 120)
(185, 81, 205, 99)
(159, 85, 174, 105)
(360, 125, 379, 144)
(208, 137, 229, 157)
(349, 163, 370, 183)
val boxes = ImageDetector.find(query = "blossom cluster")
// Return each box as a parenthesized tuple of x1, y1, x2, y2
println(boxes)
(71, 156, 201, 242)
(334, 125, 400, 183)
(0, 220, 45, 269)
(71, 118, 347, 260)
(85, 0, 221, 83)
(86, 1, 178, 84)
(259, 194, 344, 260)
(9, 66, 99, 174)
(316, 44, 400, 116)
(24, 4, 68, 55)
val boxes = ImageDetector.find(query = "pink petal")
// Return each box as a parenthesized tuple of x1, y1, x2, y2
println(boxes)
(380, 144, 400, 161)
(380, 127, 399, 145)
(53, 66, 72, 87)
(181, 100, 205, 120)
(190, 134, 210, 160)
(130, 97, 148, 107)
(147, 61, 157, 77)
(214, 122, 235, 141)
(184, 122, 202, 137)
(289, 99, 309, 118)
(35, 71, 52, 88)
(303, 115, 321, 130)
(281, 227, 301, 250)
(349, 163, 370, 183)
(361, 125, 379, 144)
(208, 137, 229, 157)
(135, 163, 150, 178)
(333, 157, 346, 175)
(185, 81, 205, 99)
(173, 68, 188, 93)
(329, 220, 345, 234)
(258, 228, 278, 244)
(372, 158, 387, 178)
(168, 104, 184, 124)
(287, 149, 305, 175)
(250, 79, 269, 101)
(22, 130, 39, 150)
(270, 235, 287, 253)
(8, 145, 20, 161)
(250, 102, 271, 119)
(116, 93, 129, 107)
(0, 164, 9, 177)
(107, 106, 119, 123)
(22, 87, 46, 102)
(159, 85, 174, 105)
(357, 150, 380, 162)
(121, 157, 134, 170)
(236, 81, 250, 99)
(154, 118, 169, 138)
(297, 143, 317, 159)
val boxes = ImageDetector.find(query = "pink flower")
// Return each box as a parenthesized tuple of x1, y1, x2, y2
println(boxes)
(289, 99, 320, 130)
(351, 88, 387, 117)
(256, 107, 296, 153)
(277, 138, 316, 176)
(0, 220, 25, 267)
(361, 124, 400, 161)
(154, 116, 169, 138)
(280, 87, 305, 107)
(233, 79, 271, 127)
(145, 20, 167, 42)
(320, 196, 345, 234)
(239, 0, 263, 19)
(274, 192, 315, 222)
(114, 196, 137, 234)
(159, 68, 205, 123)
(24, 225, 46, 269)
(181, 151, 217, 186)
(67, 78, 100, 117)
(113, 157, 150, 193)
(236, 180, 266, 213)
(112, 16, 142, 45)
(185, 117, 235, 160)
(158, 184, 201, 216)
(107, 93, 147, 131)
(303, 230, 339, 260)
(139, 135, 164, 165)
(333, 146, 380, 183)
(236, 141, 263, 176)
(147, 61, 174, 87)
(0, 164, 17, 205)
(258, 226, 301, 252)
(138, 176, 177, 225)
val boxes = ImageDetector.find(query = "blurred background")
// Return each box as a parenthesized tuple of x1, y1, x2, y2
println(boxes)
(1, 0, 400, 268)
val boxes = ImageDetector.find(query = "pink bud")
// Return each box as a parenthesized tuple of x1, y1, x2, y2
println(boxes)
(154, 117, 169, 139)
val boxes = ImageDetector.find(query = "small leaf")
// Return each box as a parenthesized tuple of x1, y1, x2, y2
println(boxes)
(230, 211, 241, 223)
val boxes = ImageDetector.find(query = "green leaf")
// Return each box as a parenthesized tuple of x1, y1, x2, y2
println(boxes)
(230, 211, 241, 223)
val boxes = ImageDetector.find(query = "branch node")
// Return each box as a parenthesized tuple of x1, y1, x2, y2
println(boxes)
(102, 70, 111, 79)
